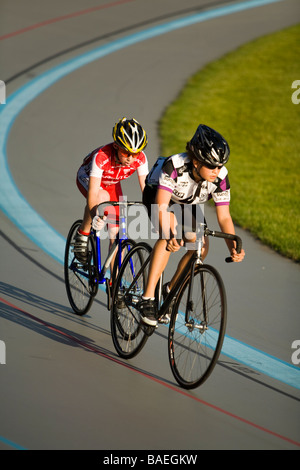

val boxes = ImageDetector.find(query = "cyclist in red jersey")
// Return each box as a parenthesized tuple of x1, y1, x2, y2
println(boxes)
(74, 117, 148, 264)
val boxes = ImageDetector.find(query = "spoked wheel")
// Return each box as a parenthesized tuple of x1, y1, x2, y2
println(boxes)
(107, 239, 136, 310)
(64, 220, 98, 315)
(110, 242, 153, 359)
(168, 264, 227, 389)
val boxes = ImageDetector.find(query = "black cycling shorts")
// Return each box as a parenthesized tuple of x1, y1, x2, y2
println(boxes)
(142, 185, 206, 238)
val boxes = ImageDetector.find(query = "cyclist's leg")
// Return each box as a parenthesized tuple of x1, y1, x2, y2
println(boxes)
(81, 189, 110, 234)
(201, 235, 209, 259)
(107, 224, 119, 271)
(73, 188, 109, 264)
(142, 238, 171, 298)
(104, 182, 122, 273)
(142, 188, 177, 299)
(166, 233, 209, 291)
(167, 205, 209, 290)
(168, 244, 195, 292)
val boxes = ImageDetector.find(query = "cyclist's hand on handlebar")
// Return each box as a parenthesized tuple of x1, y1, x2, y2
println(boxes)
(92, 215, 107, 231)
(230, 248, 245, 262)
(166, 238, 184, 252)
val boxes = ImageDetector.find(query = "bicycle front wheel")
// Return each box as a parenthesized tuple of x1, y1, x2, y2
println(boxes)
(168, 264, 227, 389)
(64, 220, 98, 315)
(111, 242, 153, 358)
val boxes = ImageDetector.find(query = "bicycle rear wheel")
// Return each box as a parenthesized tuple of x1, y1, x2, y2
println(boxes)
(110, 242, 153, 358)
(168, 264, 227, 389)
(64, 220, 98, 315)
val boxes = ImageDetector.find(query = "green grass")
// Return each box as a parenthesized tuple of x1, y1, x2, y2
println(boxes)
(159, 24, 300, 261)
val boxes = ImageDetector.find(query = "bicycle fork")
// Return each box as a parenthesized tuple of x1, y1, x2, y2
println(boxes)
(182, 256, 207, 333)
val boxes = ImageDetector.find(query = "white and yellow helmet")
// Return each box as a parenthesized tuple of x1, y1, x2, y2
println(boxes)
(113, 117, 147, 154)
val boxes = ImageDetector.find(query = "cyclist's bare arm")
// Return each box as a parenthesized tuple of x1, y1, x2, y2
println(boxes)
(216, 205, 245, 262)
(137, 173, 147, 191)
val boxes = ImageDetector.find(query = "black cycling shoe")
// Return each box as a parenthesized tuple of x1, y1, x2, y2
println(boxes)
(138, 298, 158, 327)
(73, 232, 88, 264)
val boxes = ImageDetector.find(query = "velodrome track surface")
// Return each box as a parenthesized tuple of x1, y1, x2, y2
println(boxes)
(0, 0, 300, 451)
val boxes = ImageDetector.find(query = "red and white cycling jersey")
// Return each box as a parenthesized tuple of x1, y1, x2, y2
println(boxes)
(76, 142, 148, 195)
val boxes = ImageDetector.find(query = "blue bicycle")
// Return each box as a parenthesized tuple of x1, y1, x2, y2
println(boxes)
(64, 201, 141, 315)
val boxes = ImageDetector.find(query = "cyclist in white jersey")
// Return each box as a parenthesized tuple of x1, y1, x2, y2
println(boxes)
(139, 124, 245, 326)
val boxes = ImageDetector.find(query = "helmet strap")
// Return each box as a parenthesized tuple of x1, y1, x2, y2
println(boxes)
(191, 159, 204, 182)
(113, 144, 122, 166)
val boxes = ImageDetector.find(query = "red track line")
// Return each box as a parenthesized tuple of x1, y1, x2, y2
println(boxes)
(0, 0, 135, 41)
(1, 295, 300, 449)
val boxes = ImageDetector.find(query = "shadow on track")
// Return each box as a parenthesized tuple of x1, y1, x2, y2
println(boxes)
(0, 281, 178, 388)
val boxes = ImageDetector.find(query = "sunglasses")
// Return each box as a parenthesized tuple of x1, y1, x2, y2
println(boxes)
(203, 163, 223, 170)
(118, 148, 139, 158)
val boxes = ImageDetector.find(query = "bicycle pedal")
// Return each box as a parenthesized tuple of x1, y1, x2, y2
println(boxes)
(158, 315, 170, 324)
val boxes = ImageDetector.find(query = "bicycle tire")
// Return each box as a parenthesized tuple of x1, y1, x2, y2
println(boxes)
(110, 242, 153, 359)
(64, 220, 98, 315)
(111, 238, 136, 291)
(168, 264, 227, 389)
(105, 238, 136, 311)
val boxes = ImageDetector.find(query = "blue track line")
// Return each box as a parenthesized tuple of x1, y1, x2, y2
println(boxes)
(0, 435, 26, 450)
(1, 0, 298, 391)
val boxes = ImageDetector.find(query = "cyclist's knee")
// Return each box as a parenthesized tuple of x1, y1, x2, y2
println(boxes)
(108, 225, 119, 239)
(97, 189, 110, 203)
(201, 236, 209, 258)
(183, 231, 196, 243)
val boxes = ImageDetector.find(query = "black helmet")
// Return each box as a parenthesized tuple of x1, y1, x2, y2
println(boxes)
(186, 124, 230, 167)
(113, 117, 147, 153)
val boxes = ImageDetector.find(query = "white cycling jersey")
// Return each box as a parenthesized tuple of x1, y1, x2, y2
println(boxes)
(145, 154, 230, 206)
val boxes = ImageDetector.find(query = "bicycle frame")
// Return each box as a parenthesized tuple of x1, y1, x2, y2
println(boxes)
(93, 221, 123, 286)
(118, 223, 242, 322)
(92, 200, 145, 285)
